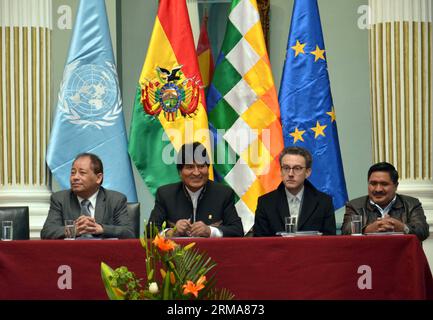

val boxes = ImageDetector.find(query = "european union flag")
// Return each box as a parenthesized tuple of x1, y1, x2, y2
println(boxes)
(47, 0, 137, 201)
(278, 0, 348, 209)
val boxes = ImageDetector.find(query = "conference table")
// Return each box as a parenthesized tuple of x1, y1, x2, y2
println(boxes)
(0, 235, 432, 300)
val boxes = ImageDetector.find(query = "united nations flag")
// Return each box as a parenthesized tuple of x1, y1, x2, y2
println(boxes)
(47, 0, 137, 201)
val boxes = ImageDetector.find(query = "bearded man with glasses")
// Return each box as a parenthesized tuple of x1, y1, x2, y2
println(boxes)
(253, 146, 336, 236)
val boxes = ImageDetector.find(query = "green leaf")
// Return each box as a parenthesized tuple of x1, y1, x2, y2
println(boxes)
(147, 269, 154, 281)
(162, 271, 171, 300)
(206, 287, 235, 300)
(100, 262, 125, 300)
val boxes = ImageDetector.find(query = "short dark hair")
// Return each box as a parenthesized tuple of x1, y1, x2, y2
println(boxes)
(73, 153, 104, 176)
(368, 162, 399, 184)
(279, 146, 313, 168)
(176, 142, 210, 172)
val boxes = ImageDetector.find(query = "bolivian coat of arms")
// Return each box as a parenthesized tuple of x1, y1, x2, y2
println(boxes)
(140, 65, 201, 121)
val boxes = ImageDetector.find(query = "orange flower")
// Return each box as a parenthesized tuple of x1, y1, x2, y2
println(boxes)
(182, 276, 206, 298)
(112, 287, 126, 298)
(170, 272, 176, 285)
(152, 234, 176, 251)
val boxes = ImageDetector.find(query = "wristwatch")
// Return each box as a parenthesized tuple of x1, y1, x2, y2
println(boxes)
(403, 224, 410, 234)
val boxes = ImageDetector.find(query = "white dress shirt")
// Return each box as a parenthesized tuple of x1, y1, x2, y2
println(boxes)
(285, 187, 304, 219)
(369, 195, 397, 218)
(185, 186, 223, 238)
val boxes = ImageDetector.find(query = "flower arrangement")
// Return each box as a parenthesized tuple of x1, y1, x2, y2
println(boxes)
(100, 223, 234, 300)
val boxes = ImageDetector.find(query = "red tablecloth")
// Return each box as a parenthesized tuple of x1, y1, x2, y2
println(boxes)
(0, 235, 432, 299)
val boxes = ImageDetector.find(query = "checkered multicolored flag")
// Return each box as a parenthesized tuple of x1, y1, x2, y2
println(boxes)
(207, 0, 284, 233)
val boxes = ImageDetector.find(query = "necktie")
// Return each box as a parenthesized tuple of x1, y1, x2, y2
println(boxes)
(289, 197, 299, 217)
(79, 199, 93, 238)
(80, 199, 91, 216)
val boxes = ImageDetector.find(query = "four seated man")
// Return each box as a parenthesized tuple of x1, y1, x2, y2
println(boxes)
(37, 145, 429, 241)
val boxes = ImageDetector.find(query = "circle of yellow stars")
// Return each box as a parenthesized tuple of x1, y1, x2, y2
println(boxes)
(291, 40, 326, 61)
(289, 107, 337, 144)
(288, 40, 334, 144)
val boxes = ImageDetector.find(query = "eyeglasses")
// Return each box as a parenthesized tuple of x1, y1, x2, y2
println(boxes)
(183, 164, 208, 171)
(281, 165, 306, 175)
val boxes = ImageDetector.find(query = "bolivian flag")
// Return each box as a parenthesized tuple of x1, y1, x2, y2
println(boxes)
(197, 13, 214, 91)
(129, 0, 213, 195)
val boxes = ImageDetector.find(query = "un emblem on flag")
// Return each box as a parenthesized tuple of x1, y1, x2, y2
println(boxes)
(58, 60, 122, 129)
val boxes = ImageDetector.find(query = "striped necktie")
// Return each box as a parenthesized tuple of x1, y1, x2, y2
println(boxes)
(79, 199, 93, 238)
(80, 199, 91, 216)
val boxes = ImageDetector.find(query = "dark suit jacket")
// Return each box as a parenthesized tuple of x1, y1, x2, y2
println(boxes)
(41, 187, 134, 239)
(148, 181, 244, 237)
(253, 180, 336, 236)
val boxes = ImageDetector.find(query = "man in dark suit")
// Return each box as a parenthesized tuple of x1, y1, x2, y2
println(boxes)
(341, 162, 429, 241)
(254, 146, 336, 236)
(41, 153, 134, 239)
(148, 142, 244, 237)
